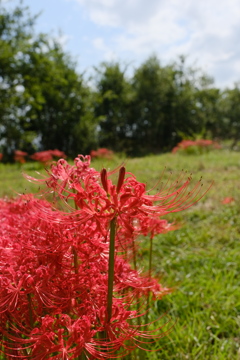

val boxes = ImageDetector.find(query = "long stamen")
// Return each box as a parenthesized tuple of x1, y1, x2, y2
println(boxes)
(145, 235, 153, 325)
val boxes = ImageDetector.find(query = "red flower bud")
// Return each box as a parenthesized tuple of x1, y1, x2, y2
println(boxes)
(100, 168, 109, 193)
(117, 167, 126, 193)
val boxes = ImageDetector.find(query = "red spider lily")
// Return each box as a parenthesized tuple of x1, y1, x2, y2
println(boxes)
(0, 194, 172, 359)
(222, 196, 235, 204)
(30, 150, 67, 164)
(50, 149, 67, 159)
(30, 150, 54, 164)
(0, 155, 210, 359)
(30, 165, 207, 250)
(135, 216, 177, 239)
(90, 148, 114, 159)
(172, 139, 221, 153)
(29, 156, 205, 218)
(14, 150, 28, 164)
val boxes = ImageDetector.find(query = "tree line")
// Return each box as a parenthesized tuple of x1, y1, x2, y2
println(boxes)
(1, 1, 240, 160)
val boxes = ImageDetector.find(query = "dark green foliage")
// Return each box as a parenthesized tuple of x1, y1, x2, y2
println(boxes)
(130, 56, 173, 155)
(93, 56, 218, 156)
(194, 86, 221, 139)
(0, 2, 35, 159)
(0, 1, 96, 160)
(18, 38, 96, 157)
(94, 62, 133, 153)
(218, 83, 240, 147)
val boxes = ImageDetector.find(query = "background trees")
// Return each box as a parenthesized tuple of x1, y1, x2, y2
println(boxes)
(19, 38, 97, 158)
(129, 56, 203, 155)
(0, 3, 35, 158)
(0, 1, 96, 160)
(130, 56, 173, 155)
(93, 62, 132, 153)
(218, 84, 240, 148)
(1, 1, 240, 160)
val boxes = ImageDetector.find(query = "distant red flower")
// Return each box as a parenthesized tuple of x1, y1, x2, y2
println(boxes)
(90, 148, 114, 159)
(30, 150, 67, 164)
(50, 149, 67, 159)
(14, 150, 28, 163)
(30, 150, 53, 163)
(0, 153, 3, 161)
(172, 139, 221, 154)
(222, 197, 235, 204)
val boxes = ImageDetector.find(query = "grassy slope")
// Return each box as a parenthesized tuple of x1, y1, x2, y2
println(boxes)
(0, 150, 239, 359)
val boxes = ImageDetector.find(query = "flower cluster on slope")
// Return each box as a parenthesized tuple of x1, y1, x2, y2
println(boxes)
(90, 148, 114, 159)
(14, 150, 28, 163)
(30, 149, 67, 164)
(0, 150, 67, 164)
(172, 139, 221, 154)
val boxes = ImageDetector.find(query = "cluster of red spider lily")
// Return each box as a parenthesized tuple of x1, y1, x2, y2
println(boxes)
(0, 155, 207, 359)
(14, 151, 28, 164)
(10, 149, 67, 165)
(172, 139, 221, 154)
(90, 148, 114, 160)
(30, 150, 67, 164)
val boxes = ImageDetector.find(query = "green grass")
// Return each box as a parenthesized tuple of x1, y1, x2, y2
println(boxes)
(0, 150, 239, 359)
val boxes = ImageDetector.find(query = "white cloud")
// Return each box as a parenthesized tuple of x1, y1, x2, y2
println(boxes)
(75, 0, 164, 28)
(74, 0, 240, 87)
(92, 37, 117, 61)
(55, 33, 73, 48)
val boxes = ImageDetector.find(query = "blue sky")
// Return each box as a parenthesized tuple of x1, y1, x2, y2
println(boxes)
(4, 0, 240, 88)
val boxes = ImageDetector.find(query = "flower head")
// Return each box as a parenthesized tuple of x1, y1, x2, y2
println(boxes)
(29, 156, 208, 241)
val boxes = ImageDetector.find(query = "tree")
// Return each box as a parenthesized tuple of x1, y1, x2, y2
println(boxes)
(0, 1, 36, 158)
(218, 84, 240, 147)
(129, 56, 173, 155)
(194, 86, 221, 139)
(0, 1, 96, 160)
(130, 55, 217, 155)
(19, 37, 97, 157)
(94, 62, 132, 153)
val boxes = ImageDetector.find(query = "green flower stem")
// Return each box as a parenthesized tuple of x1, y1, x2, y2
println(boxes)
(131, 239, 141, 327)
(148, 236, 153, 279)
(79, 352, 87, 360)
(27, 293, 33, 328)
(106, 217, 116, 322)
(72, 245, 79, 274)
(145, 236, 153, 326)
(132, 239, 137, 271)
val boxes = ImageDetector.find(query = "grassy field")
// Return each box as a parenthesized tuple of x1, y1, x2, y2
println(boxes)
(0, 150, 239, 359)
